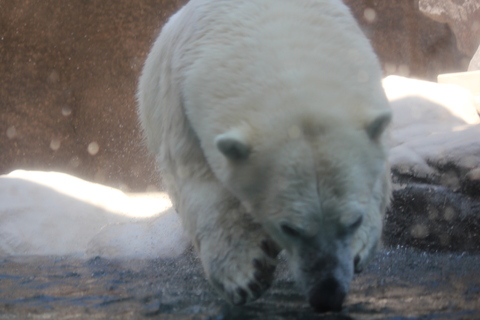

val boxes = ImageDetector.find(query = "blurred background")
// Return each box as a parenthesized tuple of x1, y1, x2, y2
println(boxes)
(1, 0, 476, 191)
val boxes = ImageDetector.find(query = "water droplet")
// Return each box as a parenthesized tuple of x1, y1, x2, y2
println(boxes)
(6, 126, 17, 139)
(397, 64, 410, 77)
(48, 70, 59, 83)
(444, 207, 455, 221)
(384, 63, 397, 75)
(68, 156, 81, 168)
(50, 138, 61, 151)
(62, 107, 72, 116)
(411, 224, 429, 239)
(363, 8, 376, 23)
(88, 142, 100, 155)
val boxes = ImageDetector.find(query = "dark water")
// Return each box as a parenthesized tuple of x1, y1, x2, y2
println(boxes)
(1, 248, 479, 319)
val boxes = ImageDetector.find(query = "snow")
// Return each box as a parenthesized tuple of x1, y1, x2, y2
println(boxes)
(0, 170, 189, 258)
(384, 76, 480, 178)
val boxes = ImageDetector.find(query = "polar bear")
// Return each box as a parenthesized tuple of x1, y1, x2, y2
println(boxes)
(137, 0, 391, 312)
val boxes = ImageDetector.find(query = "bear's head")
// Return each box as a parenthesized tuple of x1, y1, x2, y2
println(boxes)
(213, 102, 391, 312)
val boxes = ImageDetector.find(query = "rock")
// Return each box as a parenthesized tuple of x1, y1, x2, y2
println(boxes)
(384, 76, 479, 176)
(438, 70, 480, 95)
(469, 45, 480, 71)
(383, 76, 480, 252)
(419, 0, 480, 57)
(437, 70, 480, 112)
(0, 0, 186, 191)
(387, 183, 480, 252)
(344, 0, 467, 80)
(0, 170, 189, 258)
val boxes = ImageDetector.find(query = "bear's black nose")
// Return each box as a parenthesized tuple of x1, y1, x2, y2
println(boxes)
(308, 277, 346, 313)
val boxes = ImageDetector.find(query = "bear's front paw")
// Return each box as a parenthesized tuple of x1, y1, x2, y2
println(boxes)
(203, 238, 280, 305)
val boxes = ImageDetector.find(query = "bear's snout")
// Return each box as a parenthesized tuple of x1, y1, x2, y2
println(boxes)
(308, 277, 346, 313)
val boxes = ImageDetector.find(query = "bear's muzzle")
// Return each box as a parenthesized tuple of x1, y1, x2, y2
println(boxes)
(308, 277, 346, 313)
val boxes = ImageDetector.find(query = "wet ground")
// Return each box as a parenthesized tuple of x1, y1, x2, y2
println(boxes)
(0, 247, 479, 320)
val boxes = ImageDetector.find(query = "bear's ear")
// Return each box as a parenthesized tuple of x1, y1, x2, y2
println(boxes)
(366, 111, 391, 141)
(215, 130, 251, 161)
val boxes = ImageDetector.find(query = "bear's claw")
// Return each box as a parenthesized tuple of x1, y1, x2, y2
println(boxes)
(233, 288, 248, 305)
(260, 239, 281, 258)
(354, 255, 362, 273)
(224, 249, 277, 305)
(248, 281, 263, 298)
(203, 236, 279, 305)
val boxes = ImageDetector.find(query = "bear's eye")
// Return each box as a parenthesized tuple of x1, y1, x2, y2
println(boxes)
(280, 223, 302, 238)
(348, 216, 363, 232)
(338, 215, 363, 238)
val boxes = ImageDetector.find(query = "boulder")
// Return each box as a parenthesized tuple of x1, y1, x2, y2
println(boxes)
(469, 45, 480, 71)
(419, 0, 480, 57)
(0, 0, 186, 191)
(437, 70, 480, 113)
(384, 76, 480, 252)
(344, 0, 467, 80)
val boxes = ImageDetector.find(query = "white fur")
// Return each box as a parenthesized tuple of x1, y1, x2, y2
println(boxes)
(138, 0, 391, 307)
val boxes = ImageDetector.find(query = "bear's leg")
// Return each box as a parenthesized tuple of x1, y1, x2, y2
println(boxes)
(179, 179, 280, 305)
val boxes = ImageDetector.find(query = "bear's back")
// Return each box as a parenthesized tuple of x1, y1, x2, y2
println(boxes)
(177, 0, 386, 144)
